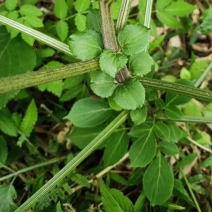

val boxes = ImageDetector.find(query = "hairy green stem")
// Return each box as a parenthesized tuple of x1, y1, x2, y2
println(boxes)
(0, 59, 99, 94)
(138, 77, 212, 102)
(15, 110, 129, 212)
(99, 0, 131, 84)
(156, 114, 212, 123)
(116, 0, 132, 32)
(0, 156, 66, 182)
(99, 0, 119, 51)
(0, 15, 71, 56)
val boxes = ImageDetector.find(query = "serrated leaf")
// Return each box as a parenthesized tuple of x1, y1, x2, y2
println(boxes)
(0, 108, 18, 137)
(0, 184, 17, 212)
(154, 122, 170, 141)
(155, 98, 165, 109)
(175, 153, 197, 168)
(143, 154, 174, 206)
(20, 99, 38, 137)
(90, 71, 116, 98)
(0, 136, 8, 165)
(103, 130, 129, 167)
(165, 105, 183, 120)
(20, 5, 43, 16)
(69, 125, 105, 149)
(37, 48, 55, 58)
(128, 123, 152, 138)
(5, 0, 18, 11)
(0, 26, 35, 108)
(86, 9, 101, 34)
(75, 0, 90, 12)
(24, 15, 44, 28)
(180, 68, 191, 80)
(156, 0, 172, 10)
(156, 11, 181, 29)
(164, 2, 197, 17)
(129, 52, 154, 76)
(113, 79, 145, 110)
(100, 179, 135, 212)
(56, 20, 68, 41)
(130, 106, 147, 125)
(75, 14, 86, 32)
(129, 130, 156, 167)
(160, 140, 179, 156)
(54, 0, 68, 19)
(68, 30, 103, 60)
(71, 172, 90, 188)
(65, 98, 112, 128)
(118, 24, 151, 55)
(100, 50, 128, 78)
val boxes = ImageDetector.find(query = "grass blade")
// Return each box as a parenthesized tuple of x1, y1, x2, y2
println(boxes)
(0, 15, 71, 56)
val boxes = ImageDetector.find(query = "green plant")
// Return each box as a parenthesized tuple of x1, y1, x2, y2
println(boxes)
(0, 0, 212, 211)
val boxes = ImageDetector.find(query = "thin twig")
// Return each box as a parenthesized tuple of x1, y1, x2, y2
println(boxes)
(187, 137, 212, 154)
(71, 153, 129, 193)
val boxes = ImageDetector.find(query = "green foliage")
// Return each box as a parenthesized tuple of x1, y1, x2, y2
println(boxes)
(68, 30, 103, 60)
(113, 79, 145, 110)
(100, 50, 128, 78)
(160, 140, 179, 156)
(100, 179, 135, 212)
(129, 127, 156, 167)
(175, 153, 197, 168)
(66, 98, 112, 128)
(165, 105, 183, 120)
(0, 26, 36, 107)
(20, 5, 43, 16)
(129, 52, 154, 76)
(103, 130, 129, 167)
(153, 122, 170, 141)
(0, 107, 18, 137)
(54, 0, 68, 19)
(56, 202, 64, 212)
(90, 71, 117, 98)
(118, 24, 151, 55)
(75, 0, 90, 12)
(0, 135, 8, 164)
(86, 9, 101, 34)
(130, 106, 147, 125)
(143, 154, 174, 205)
(0, 184, 17, 212)
(20, 99, 38, 137)
(5, 0, 18, 11)
(0, 0, 211, 211)
(75, 14, 86, 31)
(56, 20, 69, 41)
